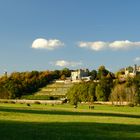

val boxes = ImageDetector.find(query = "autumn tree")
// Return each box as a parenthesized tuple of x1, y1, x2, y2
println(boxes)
(0, 70, 56, 99)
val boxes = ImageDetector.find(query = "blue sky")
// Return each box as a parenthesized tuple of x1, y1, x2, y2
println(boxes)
(1, 0, 140, 74)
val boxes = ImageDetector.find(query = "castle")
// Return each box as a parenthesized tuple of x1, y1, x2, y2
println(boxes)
(71, 69, 91, 81)
(125, 64, 140, 77)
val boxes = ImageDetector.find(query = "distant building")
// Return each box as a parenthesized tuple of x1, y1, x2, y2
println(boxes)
(71, 69, 90, 81)
(4, 71, 7, 77)
(125, 64, 140, 77)
(117, 64, 140, 82)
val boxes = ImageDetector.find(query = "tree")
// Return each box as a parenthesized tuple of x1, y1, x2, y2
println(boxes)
(111, 84, 126, 105)
(95, 76, 113, 101)
(0, 70, 57, 99)
(111, 75, 140, 106)
(90, 70, 97, 80)
(97, 65, 109, 79)
(0, 86, 11, 99)
(95, 84, 105, 101)
(88, 82, 97, 102)
(60, 74, 66, 80)
(60, 68, 71, 77)
(67, 82, 97, 106)
(133, 75, 140, 105)
(52, 70, 60, 79)
(126, 66, 133, 72)
(66, 84, 81, 106)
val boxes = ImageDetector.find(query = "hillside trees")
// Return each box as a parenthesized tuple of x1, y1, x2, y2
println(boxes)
(0, 71, 56, 99)
(0, 86, 11, 99)
(111, 76, 140, 105)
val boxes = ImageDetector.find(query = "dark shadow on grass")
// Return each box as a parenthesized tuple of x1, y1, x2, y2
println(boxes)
(0, 120, 139, 140)
(0, 106, 140, 119)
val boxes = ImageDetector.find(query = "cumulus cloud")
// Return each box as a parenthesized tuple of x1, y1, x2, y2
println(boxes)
(32, 38, 64, 50)
(79, 41, 108, 51)
(109, 40, 140, 49)
(54, 60, 82, 67)
(78, 40, 140, 51)
(134, 57, 140, 62)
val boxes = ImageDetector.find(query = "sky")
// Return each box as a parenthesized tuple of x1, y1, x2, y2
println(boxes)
(1, 0, 140, 74)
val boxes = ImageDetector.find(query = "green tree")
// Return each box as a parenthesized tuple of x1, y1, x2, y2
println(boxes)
(66, 84, 81, 106)
(52, 70, 60, 79)
(133, 75, 140, 105)
(90, 70, 97, 80)
(60, 68, 71, 77)
(126, 66, 133, 72)
(95, 84, 105, 101)
(67, 82, 97, 106)
(60, 74, 66, 80)
(88, 82, 97, 102)
(97, 65, 109, 79)
(95, 76, 113, 101)
(0, 86, 11, 99)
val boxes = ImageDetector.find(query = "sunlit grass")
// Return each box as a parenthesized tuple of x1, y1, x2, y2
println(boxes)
(0, 103, 140, 140)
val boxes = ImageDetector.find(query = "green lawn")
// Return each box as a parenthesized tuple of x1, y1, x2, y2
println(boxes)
(0, 103, 140, 140)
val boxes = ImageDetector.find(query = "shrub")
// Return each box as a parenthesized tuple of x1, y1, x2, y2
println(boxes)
(27, 103, 31, 106)
(9, 101, 16, 104)
(128, 103, 134, 107)
(34, 101, 41, 104)
(3, 100, 8, 103)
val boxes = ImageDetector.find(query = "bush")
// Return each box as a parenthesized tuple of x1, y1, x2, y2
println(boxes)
(9, 101, 16, 104)
(128, 103, 134, 107)
(26, 103, 31, 106)
(49, 96, 59, 100)
(34, 101, 41, 104)
(2, 100, 8, 103)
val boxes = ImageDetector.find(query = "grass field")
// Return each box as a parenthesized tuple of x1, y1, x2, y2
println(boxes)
(0, 103, 140, 140)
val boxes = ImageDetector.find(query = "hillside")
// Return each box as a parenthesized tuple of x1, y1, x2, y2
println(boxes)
(21, 81, 73, 100)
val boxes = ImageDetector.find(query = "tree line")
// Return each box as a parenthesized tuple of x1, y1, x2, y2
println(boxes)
(0, 66, 140, 106)
(0, 66, 111, 99)
(0, 69, 70, 99)
(67, 66, 140, 106)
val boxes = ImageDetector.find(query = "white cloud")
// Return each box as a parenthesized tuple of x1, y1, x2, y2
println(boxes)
(79, 41, 108, 51)
(32, 38, 64, 50)
(54, 60, 82, 67)
(109, 40, 140, 49)
(134, 57, 140, 62)
(78, 40, 140, 51)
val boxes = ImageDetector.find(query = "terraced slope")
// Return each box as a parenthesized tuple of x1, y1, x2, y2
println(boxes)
(22, 82, 73, 100)
(37, 82, 73, 96)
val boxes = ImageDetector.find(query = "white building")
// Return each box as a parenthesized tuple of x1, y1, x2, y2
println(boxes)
(71, 69, 90, 81)
(125, 64, 140, 77)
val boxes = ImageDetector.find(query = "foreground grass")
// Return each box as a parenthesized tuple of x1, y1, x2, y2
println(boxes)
(0, 103, 140, 140)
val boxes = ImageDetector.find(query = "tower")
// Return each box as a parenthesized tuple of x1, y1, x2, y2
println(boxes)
(4, 71, 7, 77)
(133, 64, 137, 75)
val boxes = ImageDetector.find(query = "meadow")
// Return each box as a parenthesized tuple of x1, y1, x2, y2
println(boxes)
(0, 103, 140, 140)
